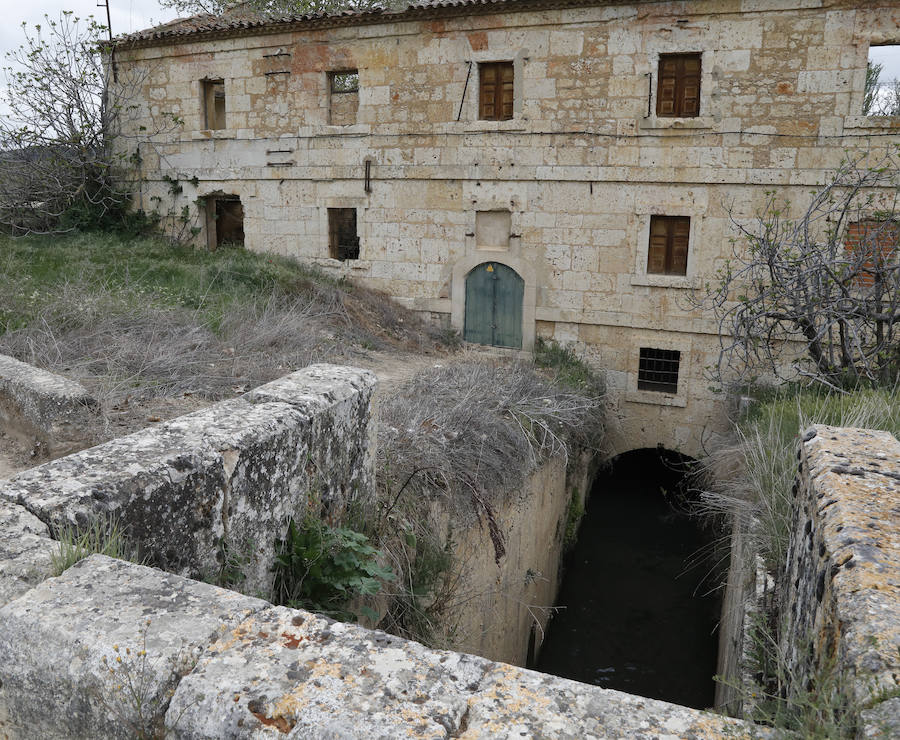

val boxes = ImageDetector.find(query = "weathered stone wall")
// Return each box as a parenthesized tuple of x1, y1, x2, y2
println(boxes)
(0, 353, 97, 460)
(432, 450, 594, 666)
(779, 424, 900, 735)
(114, 0, 900, 458)
(0, 554, 768, 739)
(0, 364, 376, 599)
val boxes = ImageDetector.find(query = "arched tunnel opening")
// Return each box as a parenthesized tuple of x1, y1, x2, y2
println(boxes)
(534, 447, 722, 710)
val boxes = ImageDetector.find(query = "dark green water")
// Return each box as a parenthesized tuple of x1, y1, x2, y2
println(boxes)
(534, 449, 721, 709)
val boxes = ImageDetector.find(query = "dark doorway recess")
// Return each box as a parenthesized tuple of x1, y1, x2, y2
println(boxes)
(534, 448, 721, 710)
(328, 207, 359, 261)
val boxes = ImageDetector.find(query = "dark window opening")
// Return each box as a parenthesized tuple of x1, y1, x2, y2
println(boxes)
(201, 79, 226, 130)
(656, 53, 701, 117)
(206, 195, 244, 250)
(638, 348, 681, 393)
(329, 70, 359, 125)
(648, 215, 690, 276)
(479, 61, 514, 121)
(328, 208, 359, 260)
(865, 45, 900, 116)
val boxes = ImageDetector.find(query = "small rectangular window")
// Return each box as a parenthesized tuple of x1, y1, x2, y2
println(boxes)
(328, 208, 359, 260)
(329, 70, 359, 126)
(865, 45, 900, 116)
(201, 79, 226, 130)
(479, 62, 514, 121)
(647, 215, 690, 276)
(845, 220, 899, 287)
(638, 348, 681, 394)
(657, 53, 701, 118)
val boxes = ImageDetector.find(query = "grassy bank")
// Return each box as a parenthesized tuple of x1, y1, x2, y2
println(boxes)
(0, 232, 442, 404)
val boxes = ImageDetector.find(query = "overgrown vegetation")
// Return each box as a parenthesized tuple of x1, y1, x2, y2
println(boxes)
(50, 516, 141, 575)
(702, 383, 899, 735)
(272, 518, 394, 623)
(0, 232, 443, 422)
(374, 358, 606, 644)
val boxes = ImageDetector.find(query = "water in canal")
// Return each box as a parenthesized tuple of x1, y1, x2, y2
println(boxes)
(534, 448, 721, 709)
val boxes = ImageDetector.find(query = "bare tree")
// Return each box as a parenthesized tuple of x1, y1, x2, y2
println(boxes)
(0, 13, 178, 234)
(700, 150, 900, 388)
(158, 0, 389, 18)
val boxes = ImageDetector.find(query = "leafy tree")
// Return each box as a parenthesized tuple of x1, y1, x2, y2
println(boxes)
(864, 60, 900, 117)
(700, 150, 900, 388)
(864, 61, 883, 116)
(0, 13, 177, 234)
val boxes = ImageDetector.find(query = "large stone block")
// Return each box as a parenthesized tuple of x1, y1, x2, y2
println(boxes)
(0, 500, 55, 607)
(0, 555, 268, 740)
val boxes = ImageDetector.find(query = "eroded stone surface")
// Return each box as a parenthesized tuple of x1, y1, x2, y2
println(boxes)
(0, 364, 376, 596)
(0, 555, 268, 740)
(167, 605, 767, 739)
(0, 499, 55, 606)
(780, 424, 900, 727)
(0, 352, 97, 457)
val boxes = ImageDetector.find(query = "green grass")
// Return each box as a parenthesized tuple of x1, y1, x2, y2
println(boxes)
(533, 337, 606, 398)
(0, 231, 340, 332)
(50, 516, 141, 576)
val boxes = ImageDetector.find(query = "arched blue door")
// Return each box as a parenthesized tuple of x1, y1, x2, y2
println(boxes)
(464, 262, 524, 349)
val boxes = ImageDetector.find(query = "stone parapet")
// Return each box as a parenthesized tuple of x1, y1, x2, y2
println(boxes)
(0, 353, 97, 458)
(0, 364, 376, 598)
(780, 424, 900, 733)
(0, 554, 768, 739)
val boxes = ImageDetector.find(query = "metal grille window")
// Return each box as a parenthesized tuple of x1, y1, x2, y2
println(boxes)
(638, 348, 681, 393)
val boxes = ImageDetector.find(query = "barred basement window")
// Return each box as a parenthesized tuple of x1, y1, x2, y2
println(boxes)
(479, 61, 514, 121)
(201, 79, 226, 130)
(656, 53, 701, 118)
(638, 348, 681, 393)
(648, 215, 690, 276)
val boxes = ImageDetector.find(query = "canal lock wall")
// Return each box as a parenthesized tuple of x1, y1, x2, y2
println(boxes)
(715, 424, 900, 737)
(0, 358, 769, 737)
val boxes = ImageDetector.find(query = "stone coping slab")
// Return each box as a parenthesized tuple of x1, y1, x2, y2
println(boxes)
(0, 364, 376, 595)
(0, 499, 55, 606)
(0, 555, 269, 739)
(0, 352, 96, 456)
(167, 605, 769, 739)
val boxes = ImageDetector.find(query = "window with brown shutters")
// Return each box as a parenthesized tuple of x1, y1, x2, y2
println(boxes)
(656, 53, 701, 118)
(479, 62, 514, 121)
(647, 215, 690, 276)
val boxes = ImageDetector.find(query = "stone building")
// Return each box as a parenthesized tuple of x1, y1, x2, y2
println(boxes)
(114, 0, 900, 457)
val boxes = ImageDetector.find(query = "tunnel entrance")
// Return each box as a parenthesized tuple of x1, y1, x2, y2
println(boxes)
(534, 448, 721, 709)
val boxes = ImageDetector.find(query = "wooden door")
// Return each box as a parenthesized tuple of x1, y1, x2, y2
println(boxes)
(464, 262, 524, 349)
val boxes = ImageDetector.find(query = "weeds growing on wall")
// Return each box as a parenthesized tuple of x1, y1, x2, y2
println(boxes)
(51, 516, 142, 576)
(271, 518, 395, 623)
(699, 384, 900, 575)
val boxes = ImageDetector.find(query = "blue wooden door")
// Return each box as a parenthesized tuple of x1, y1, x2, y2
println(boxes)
(464, 262, 524, 349)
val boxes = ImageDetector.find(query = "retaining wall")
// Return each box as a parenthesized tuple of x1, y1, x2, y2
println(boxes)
(0, 363, 376, 599)
(780, 424, 900, 737)
(0, 353, 97, 460)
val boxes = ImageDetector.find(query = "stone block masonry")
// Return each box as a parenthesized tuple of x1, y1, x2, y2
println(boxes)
(0, 554, 768, 739)
(0, 364, 376, 599)
(779, 425, 900, 737)
(0, 353, 97, 459)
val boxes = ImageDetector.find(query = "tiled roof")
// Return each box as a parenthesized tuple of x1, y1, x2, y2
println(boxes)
(116, 0, 599, 47)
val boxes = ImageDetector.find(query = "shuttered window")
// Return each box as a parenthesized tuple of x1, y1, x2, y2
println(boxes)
(648, 215, 690, 276)
(656, 53, 701, 117)
(479, 62, 514, 121)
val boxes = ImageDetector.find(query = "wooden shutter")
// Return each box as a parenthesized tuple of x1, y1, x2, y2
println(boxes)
(648, 216, 691, 276)
(656, 54, 701, 117)
(480, 62, 514, 121)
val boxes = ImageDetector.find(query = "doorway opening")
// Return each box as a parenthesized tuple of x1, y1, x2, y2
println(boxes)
(463, 262, 524, 349)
